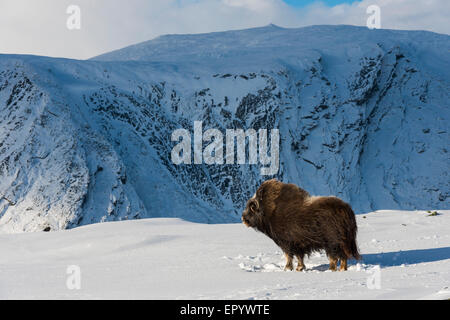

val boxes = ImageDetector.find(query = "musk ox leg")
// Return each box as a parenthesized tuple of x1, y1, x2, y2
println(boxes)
(328, 256, 338, 272)
(284, 253, 294, 271)
(296, 254, 305, 272)
(339, 258, 348, 271)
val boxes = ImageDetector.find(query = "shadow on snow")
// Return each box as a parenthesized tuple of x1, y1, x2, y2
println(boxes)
(361, 246, 450, 267)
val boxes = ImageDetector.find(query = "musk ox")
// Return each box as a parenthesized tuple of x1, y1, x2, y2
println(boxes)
(242, 179, 360, 272)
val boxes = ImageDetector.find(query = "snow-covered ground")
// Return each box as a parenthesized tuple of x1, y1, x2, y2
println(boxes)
(1, 210, 449, 300)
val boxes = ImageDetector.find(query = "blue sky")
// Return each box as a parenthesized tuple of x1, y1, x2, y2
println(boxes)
(283, 0, 359, 7)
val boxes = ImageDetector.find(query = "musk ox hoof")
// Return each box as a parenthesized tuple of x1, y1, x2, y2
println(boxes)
(296, 265, 305, 272)
(284, 264, 294, 271)
(339, 261, 348, 272)
(329, 257, 338, 272)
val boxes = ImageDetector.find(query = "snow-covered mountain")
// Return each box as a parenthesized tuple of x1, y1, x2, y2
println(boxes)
(0, 25, 449, 233)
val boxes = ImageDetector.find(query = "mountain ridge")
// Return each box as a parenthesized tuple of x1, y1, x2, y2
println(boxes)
(92, 24, 449, 64)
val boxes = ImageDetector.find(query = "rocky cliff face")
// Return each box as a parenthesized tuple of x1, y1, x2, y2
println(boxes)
(0, 25, 448, 233)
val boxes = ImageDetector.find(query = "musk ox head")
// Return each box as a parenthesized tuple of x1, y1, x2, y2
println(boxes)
(242, 179, 283, 229)
(242, 193, 262, 228)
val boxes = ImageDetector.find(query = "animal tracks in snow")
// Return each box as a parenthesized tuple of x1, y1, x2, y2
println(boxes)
(222, 251, 382, 274)
(223, 251, 337, 273)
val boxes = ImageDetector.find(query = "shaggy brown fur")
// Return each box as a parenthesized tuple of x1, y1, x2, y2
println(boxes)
(242, 179, 360, 272)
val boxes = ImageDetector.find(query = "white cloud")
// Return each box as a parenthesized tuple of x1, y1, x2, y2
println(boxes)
(294, 0, 450, 33)
(0, 0, 448, 60)
(222, 0, 281, 11)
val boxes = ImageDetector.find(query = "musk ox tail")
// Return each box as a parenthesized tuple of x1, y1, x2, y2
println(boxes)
(350, 240, 361, 260)
(341, 206, 361, 260)
(346, 237, 361, 260)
